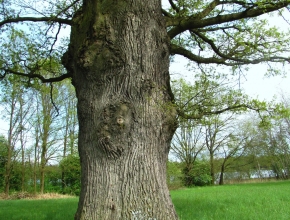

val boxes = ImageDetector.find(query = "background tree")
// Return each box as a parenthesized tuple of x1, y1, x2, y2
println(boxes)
(0, 135, 8, 190)
(171, 74, 256, 185)
(203, 113, 237, 184)
(33, 79, 64, 194)
(59, 81, 78, 192)
(217, 132, 247, 185)
(0, 75, 32, 196)
(171, 79, 206, 186)
(1, 0, 290, 219)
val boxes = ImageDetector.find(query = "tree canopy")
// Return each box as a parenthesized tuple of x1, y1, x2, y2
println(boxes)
(1, 0, 290, 82)
(1, 1, 289, 122)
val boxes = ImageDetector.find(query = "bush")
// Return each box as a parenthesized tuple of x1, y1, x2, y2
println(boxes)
(182, 160, 212, 187)
(59, 154, 81, 196)
(167, 161, 183, 189)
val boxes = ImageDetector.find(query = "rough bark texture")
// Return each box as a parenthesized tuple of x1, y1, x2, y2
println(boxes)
(63, 0, 178, 219)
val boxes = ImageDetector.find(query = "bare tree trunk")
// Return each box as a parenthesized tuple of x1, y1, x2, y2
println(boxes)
(40, 137, 48, 194)
(20, 136, 25, 192)
(19, 96, 27, 192)
(39, 86, 53, 194)
(219, 162, 225, 185)
(4, 148, 11, 196)
(63, 0, 178, 219)
(62, 122, 68, 192)
(33, 131, 39, 194)
(40, 145, 46, 193)
(210, 152, 215, 185)
(4, 97, 16, 196)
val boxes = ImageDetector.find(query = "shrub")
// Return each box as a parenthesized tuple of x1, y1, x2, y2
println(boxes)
(59, 154, 81, 196)
(182, 160, 212, 187)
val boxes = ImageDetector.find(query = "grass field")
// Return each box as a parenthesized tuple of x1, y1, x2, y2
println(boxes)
(0, 181, 289, 220)
(171, 181, 290, 220)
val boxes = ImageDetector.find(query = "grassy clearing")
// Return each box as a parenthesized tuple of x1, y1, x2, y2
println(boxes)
(171, 180, 290, 220)
(0, 181, 289, 219)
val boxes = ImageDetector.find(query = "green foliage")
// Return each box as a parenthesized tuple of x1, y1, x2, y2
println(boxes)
(43, 165, 62, 193)
(59, 154, 81, 195)
(181, 160, 212, 187)
(167, 160, 183, 189)
(171, 73, 253, 120)
(0, 135, 7, 189)
(167, 0, 290, 75)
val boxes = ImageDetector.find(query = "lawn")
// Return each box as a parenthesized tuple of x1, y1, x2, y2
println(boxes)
(0, 197, 78, 220)
(0, 181, 289, 220)
(171, 180, 290, 220)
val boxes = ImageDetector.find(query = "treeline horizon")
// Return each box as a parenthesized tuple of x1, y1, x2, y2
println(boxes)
(1, 73, 290, 196)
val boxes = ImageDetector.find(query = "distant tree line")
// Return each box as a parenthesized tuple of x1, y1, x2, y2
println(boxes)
(0, 64, 79, 196)
(0, 71, 289, 195)
(167, 78, 290, 189)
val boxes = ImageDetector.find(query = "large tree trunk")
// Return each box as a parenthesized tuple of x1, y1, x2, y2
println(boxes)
(63, 0, 178, 219)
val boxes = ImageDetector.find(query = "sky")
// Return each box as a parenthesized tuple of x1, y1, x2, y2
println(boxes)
(240, 66, 290, 101)
(169, 56, 290, 102)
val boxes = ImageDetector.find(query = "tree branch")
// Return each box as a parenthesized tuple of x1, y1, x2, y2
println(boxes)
(197, 25, 249, 33)
(170, 40, 290, 65)
(168, 0, 180, 13)
(167, 1, 290, 39)
(0, 16, 73, 28)
(170, 43, 228, 65)
(1, 69, 71, 83)
(162, 9, 173, 17)
(177, 104, 260, 120)
(193, 0, 221, 20)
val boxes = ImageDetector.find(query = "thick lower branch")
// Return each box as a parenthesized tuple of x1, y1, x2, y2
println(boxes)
(1, 69, 71, 83)
(0, 16, 72, 28)
(170, 43, 290, 65)
(177, 103, 264, 120)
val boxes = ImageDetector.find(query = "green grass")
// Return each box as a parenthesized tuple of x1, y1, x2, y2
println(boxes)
(0, 181, 289, 220)
(0, 197, 78, 220)
(171, 180, 290, 220)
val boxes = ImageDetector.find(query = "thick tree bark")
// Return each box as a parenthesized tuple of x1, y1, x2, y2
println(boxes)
(63, 0, 178, 219)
